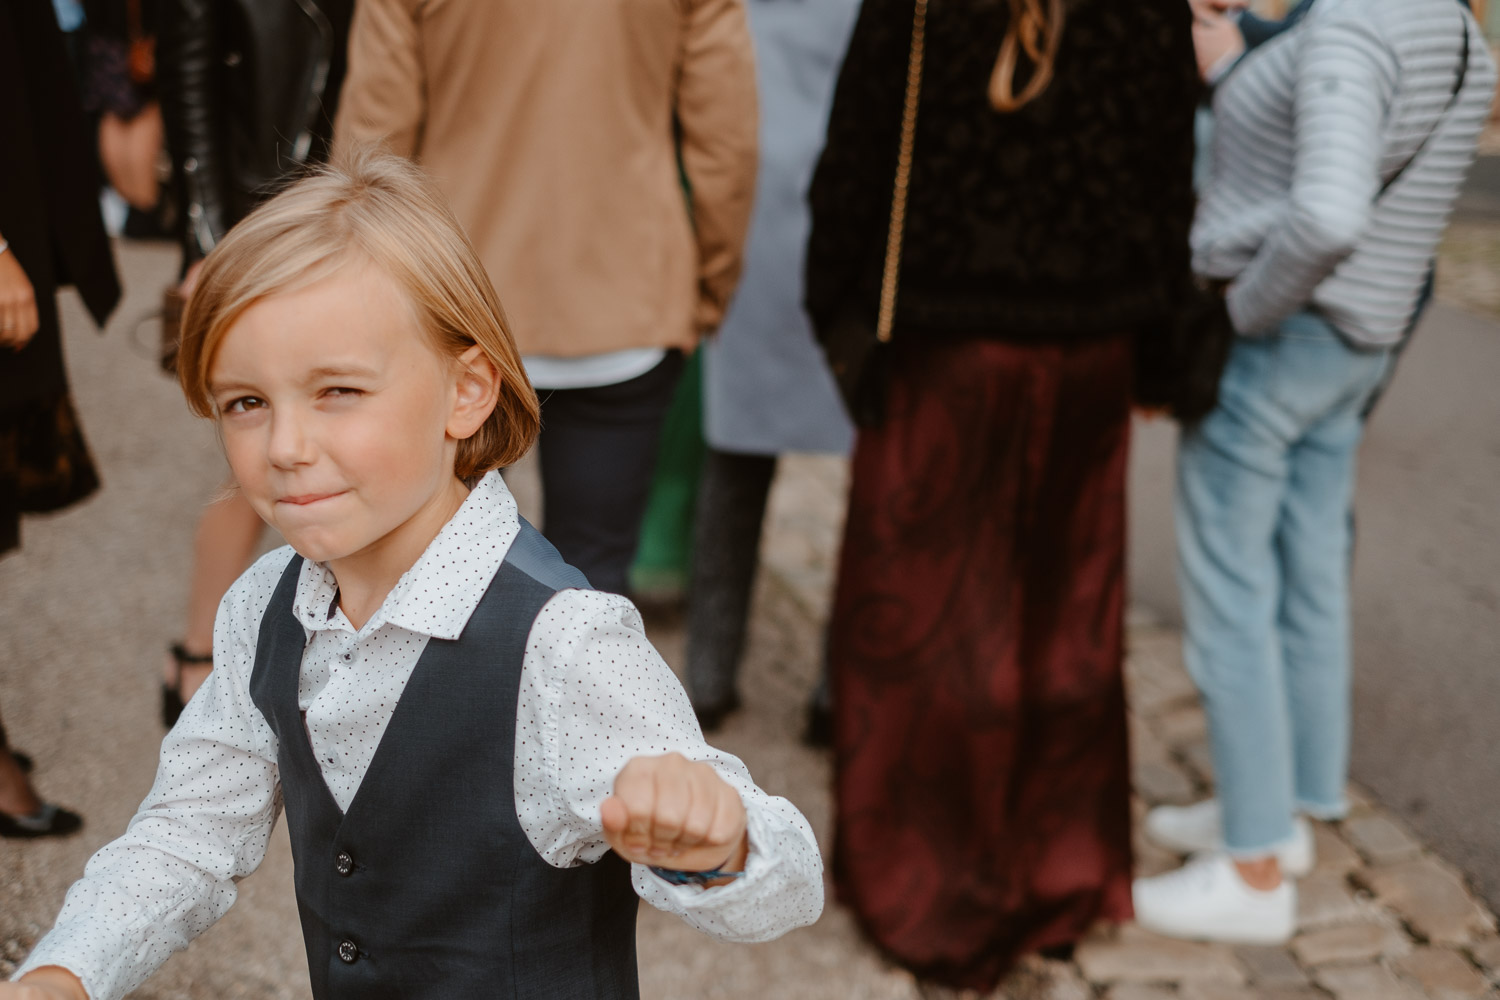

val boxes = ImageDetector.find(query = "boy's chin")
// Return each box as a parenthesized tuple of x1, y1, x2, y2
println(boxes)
(282, 532, 360, 566)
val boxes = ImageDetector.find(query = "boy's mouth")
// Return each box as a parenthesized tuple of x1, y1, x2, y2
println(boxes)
(278, 491, 347, 507)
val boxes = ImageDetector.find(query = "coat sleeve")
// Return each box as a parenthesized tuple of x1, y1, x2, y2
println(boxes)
(159, 0, 232, 262)
(1132, 0, 1218, 409)
(676, 0, 760, 335)
(333, 0, 428, 158)
(803, 0, 906, 340)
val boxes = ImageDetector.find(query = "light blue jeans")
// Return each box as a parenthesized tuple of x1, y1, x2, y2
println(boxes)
(1175, 311, 1393, 855)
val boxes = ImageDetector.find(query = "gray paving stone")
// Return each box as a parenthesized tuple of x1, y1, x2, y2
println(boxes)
(1290, 923, 1409, 966)
(1151, 704, 1208, 749)
(1103, 987, 1178, 1000)
(1314, 963, 1425, 999)
(1469, 936, 1500, 977)
(1298, 872, 1375, 930)
(1134, 759, 1198, 807)
(1077, 928, 1246, 986)
(1312, 823, 1363, 874)
(1393, 946, 1492, 999)
(1345, 814, 1423, 866)
(1363, 859, 1498, 945)
(1179, 740, 1214, 784)
(1233, 945, 1311, 989)
(1135, 830, 1186, 878)
(1176, 985, 1257, 1000)
(1002, 957, 1093, 1000)
(1131, 713, 1174, 767)
(1344, 785, 1378, 817)
(1124, 637, 1198, 718)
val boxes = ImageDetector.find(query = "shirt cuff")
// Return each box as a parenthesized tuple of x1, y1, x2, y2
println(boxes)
(629, 805, 822, 942)
(14, 912, 146, 1000)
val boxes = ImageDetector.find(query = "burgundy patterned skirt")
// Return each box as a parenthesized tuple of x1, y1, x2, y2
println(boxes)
(829, 334, 1134, 991)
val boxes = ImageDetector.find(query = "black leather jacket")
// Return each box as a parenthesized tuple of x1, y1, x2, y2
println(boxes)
(158, 0, 354, 262)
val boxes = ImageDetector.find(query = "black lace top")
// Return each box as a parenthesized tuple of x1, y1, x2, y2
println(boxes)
(805, 0, 1201, 346)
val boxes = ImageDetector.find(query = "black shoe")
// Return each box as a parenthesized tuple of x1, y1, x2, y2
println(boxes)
(802, 701, 834, 749)
(0, 803, 83, 839)
(1038, 942, 1076, 963)
(692, 693, 742, 733)
(163, 643, 214, 728)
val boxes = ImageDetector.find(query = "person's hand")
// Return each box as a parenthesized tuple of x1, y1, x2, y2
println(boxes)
(0, 967, 90, 1000)
(1187, 0, 1246, 19)
(0, 246, 40, 350)
(601, 753, 749, 881)
(1191, 6, 1247, 83)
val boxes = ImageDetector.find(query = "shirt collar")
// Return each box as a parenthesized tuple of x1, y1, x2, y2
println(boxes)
(291, 471, 522, 640)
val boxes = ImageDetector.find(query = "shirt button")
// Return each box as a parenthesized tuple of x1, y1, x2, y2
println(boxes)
(340, 652, 354, 663)
(338, 940, 359, 964)
(335, 851, 354, 877)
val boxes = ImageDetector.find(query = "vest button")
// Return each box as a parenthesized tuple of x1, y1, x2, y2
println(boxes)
(335, 851, 354, 877)
(338, 940, 359, 964)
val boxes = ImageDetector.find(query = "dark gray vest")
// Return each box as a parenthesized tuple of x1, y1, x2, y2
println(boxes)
(249, 521, 640, 999)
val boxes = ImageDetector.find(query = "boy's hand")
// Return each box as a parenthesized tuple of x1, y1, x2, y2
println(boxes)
(1, 967, 89, 1000)
(601, 753, 749, 880)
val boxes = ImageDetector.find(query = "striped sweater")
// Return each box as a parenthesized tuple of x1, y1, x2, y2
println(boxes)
(1193, 0, 1495, 347)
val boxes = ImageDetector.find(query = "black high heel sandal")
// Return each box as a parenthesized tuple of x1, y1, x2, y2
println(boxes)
(163, 643, 213, 728)
(0, 802, 83, 839)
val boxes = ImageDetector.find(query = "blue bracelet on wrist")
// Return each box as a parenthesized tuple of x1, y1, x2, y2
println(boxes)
(648, 865, 746, 887)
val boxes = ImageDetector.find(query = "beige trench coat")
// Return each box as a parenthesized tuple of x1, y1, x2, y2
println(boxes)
(335, 0, 758, 357)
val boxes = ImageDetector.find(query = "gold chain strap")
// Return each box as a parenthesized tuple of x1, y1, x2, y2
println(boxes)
(876, 0, 929, 344)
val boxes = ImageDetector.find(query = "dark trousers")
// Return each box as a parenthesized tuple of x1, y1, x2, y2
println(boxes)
(685, 448, 832, 716)
(686, 449, 776, 709)
(536, 352, 684, 595)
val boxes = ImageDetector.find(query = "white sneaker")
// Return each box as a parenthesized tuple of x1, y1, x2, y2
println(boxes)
(1132, 853, 1297, 944)
(1144, 800, 1315, 877)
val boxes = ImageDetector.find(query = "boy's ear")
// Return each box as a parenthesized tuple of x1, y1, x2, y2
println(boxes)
(447, 344, 502, 441)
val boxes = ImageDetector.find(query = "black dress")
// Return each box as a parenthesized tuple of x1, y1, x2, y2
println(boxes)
(0, 0, 121, 554)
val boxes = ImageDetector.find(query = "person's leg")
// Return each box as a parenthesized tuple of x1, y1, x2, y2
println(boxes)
(165, 488, 264, 709)
(0, 707, 39, 817)
(1134, 332, 1305, 944)
(537, 353, 685, 594)
(685, 448, 777, 724)
(1175, 334, 1300, 859)
(1277, 338, 1392, 821)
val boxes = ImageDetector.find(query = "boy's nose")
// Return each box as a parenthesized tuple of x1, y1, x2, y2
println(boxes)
(266, 412, 317, 468)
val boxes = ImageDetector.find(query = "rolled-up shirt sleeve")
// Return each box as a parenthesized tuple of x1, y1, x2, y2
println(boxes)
(13, 556, 288, 1000)
(514, 589, 824, 943)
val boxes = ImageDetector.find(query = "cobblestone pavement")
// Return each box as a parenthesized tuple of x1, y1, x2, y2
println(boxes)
(2, 243, 1497, 998)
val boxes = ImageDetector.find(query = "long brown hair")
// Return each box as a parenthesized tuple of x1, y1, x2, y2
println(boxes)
(990, 0, 1067, 112)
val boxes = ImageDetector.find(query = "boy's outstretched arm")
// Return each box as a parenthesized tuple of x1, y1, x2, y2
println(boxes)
(518, 589, 824, 944)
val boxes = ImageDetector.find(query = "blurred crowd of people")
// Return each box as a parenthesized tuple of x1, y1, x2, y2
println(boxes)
(1, 0, 1493, 995)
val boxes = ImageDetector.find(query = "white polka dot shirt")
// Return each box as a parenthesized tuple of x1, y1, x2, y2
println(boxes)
(15, 472, 824, 1000)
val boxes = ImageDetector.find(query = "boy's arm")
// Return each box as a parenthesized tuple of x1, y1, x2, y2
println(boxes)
(676, 0, 759, 335)
(10, 558, 288, 1000)
(516, 590, 824, 944)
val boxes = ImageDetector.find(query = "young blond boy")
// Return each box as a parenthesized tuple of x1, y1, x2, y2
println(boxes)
(5, 152, 822, 1000)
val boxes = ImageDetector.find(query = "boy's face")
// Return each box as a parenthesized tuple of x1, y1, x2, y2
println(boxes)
(208, 264, 473, 570)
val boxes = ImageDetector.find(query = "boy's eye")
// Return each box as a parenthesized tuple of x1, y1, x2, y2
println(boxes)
(322, 386, 364, 399)
(223, 396, 265, 413)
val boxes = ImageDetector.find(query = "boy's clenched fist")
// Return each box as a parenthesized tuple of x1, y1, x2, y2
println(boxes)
(601, 753, 749, 884)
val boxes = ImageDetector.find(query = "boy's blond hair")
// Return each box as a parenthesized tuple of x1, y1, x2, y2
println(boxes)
(177, 147, 540, 476)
